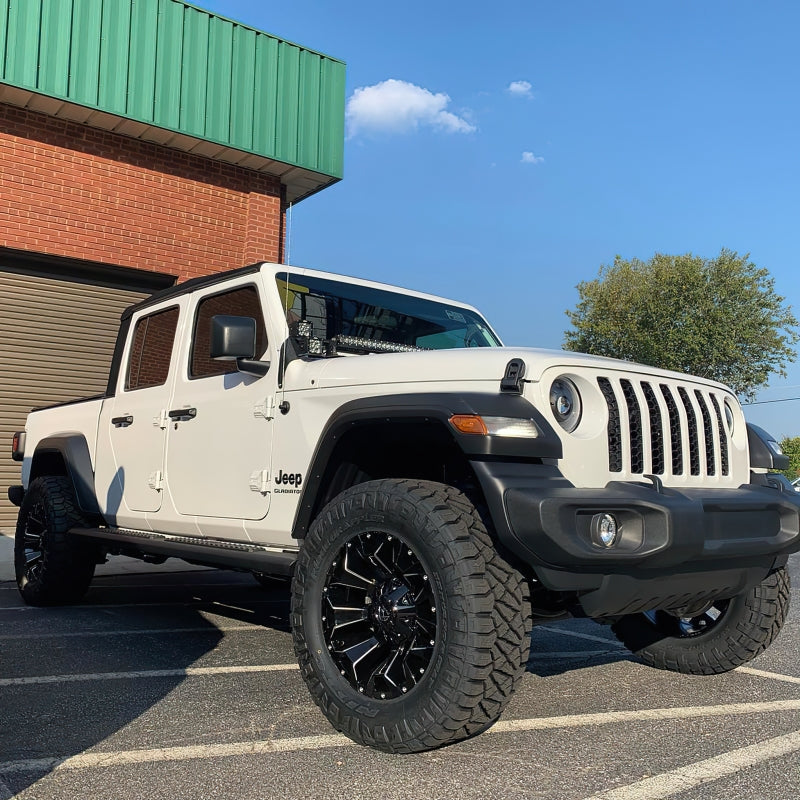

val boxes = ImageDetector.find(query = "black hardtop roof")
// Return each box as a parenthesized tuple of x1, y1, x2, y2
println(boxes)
(121, 263, 263, 321)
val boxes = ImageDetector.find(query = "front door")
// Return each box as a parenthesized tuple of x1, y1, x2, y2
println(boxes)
(163, 280, 275, 522)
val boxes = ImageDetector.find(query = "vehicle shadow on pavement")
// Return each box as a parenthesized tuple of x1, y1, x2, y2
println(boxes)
(0, 569, 289, 795)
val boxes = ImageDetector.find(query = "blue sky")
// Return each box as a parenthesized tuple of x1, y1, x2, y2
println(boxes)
(203, 0, 800, 439)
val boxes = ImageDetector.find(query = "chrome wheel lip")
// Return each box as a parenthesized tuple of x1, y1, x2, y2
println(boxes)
(322, 530, 437, 700)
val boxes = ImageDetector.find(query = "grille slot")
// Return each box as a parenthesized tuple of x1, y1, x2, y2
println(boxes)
(678, 387, 701, 476)
(709, 395, 730, 476)
(694, 390, 716, 476)
(597, 375, 730, 481)
(620, 380, 644, 474)
(598, 377, 622, 472)
(660, 384, 683, 475)
(642, 383, 665, 474)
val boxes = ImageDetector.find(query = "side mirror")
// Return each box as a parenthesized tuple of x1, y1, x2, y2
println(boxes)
(210, 315, 270, 377)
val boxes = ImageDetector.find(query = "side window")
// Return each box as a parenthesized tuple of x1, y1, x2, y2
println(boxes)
(190, 286, 268, 379)
(125, 306, 180, 391)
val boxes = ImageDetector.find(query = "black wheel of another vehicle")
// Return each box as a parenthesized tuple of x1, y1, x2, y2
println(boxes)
(14, 476, 98, 606)
(611, 567, 790, 674)
(291, 479, 529, 753)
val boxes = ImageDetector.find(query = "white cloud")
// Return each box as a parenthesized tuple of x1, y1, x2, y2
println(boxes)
(507, 80, 533, 97)
(521, 152, 544, 164)
(346, 79, 476, 137)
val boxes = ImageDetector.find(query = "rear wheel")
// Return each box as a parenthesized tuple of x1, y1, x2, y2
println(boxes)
(15, 476, 97, 606)
(291, 479, 529, 753)
(611, 567, 790, 674)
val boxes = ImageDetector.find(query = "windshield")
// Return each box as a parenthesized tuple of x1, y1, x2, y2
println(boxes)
(276, 273, 501, 352)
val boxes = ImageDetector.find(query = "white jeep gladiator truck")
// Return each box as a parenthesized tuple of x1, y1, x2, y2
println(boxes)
(9, 262, 800, 753)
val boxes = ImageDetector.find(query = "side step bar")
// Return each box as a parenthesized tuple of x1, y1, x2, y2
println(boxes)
(70, 527, 298, 576)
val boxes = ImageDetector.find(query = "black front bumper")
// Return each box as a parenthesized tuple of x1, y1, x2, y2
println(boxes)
(472, 461, 800, 617)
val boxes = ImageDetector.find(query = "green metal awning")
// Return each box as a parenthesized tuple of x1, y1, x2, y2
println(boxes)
(0, 0, 345, 203)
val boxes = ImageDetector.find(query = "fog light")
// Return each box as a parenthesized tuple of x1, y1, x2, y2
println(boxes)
(591, 513, 619, 547)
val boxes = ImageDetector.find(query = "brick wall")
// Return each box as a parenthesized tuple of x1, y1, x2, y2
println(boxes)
(0, 103, 284, 282)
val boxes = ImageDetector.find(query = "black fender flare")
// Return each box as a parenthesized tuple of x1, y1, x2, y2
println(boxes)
(30, 435, 102, 518)
(291, 392, 562, 538)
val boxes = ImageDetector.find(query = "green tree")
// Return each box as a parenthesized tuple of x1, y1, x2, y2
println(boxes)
(778, 436, 800, 481)
(563, 250, 799, 399)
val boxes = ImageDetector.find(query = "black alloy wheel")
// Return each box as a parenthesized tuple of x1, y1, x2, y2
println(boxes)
(292, 478, 529, 753)
(322, 530, 436, 699)
(14, 476, 97, 606)
(642, 601, 730, 638)
(612, 567, 790, 675)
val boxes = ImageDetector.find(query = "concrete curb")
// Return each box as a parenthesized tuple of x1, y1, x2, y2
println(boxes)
(0, 532, 212, 583)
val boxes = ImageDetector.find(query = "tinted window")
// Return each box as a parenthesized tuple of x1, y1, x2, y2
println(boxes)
(190, 286, 268, 378)
(125, 306, 180, 391)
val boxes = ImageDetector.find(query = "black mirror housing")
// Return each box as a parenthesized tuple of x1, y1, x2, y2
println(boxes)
(210, 315, 256, 360)
(747, 423, 790, 470)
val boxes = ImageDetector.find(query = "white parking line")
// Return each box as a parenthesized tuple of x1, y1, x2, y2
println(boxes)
(489, 699, 800, 734)
(0, 599, 286, 612)
(0, 663, 299, 686)
(0, 623, 265, 640)
(584, 728, 800, 800)
(737, 666, 800, 685)
(1, 700, 799, 775)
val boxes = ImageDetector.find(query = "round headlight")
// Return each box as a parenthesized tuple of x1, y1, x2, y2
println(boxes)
(724, 400, 735, 433)
(550, 377, 582, 432)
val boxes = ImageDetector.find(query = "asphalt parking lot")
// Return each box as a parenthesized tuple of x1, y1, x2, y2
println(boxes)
(1, 535, 799, 800)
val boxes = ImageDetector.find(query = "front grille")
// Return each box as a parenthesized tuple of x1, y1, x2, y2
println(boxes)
(599, 377, 731, 479)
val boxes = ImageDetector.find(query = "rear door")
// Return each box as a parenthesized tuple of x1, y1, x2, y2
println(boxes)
(95, 299, 188, 525)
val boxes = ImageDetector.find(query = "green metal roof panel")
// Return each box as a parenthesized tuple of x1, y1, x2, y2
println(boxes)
(0, 0, 345, 181)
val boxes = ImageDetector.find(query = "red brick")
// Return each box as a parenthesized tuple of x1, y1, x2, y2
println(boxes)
(0, 104, 286, 280)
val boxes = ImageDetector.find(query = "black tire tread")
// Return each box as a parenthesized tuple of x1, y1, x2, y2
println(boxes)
(611, 567, 790, 675)
(15, 476, 96, 606)
(291, 478, 529, 753)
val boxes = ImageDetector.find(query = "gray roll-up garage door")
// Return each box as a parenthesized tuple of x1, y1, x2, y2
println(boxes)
(0, 264, 171, 530)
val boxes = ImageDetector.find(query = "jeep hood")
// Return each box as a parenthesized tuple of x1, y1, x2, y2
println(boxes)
(288, 347, 732, 394)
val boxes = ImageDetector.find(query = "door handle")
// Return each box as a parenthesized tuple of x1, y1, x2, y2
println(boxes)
(111, 415, 134, 427)
(168, 407, 197, 421)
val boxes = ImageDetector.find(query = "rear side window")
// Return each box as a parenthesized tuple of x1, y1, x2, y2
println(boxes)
(125, 306, 180, 391)
(190, 286, 268, 379)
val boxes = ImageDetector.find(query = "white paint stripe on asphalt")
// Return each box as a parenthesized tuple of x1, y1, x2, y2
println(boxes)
(537, 625, 625, 647)
(584, 728, 800, 800)
(737, 666, 800, 685)
(489, 699, 800, 735)
(0, 623, 266, 640)
(0, 598, 285, 612)
(0, 733, 355, 775)
(2, 700, 800, 775)
(0, 663, 299, 686)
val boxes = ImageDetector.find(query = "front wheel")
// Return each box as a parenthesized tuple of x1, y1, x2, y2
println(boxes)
(611, 567, 790, 674)
(291, 479, 529, 753)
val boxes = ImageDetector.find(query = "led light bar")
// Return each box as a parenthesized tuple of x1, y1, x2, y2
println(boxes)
(334, 335, 426, 354)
